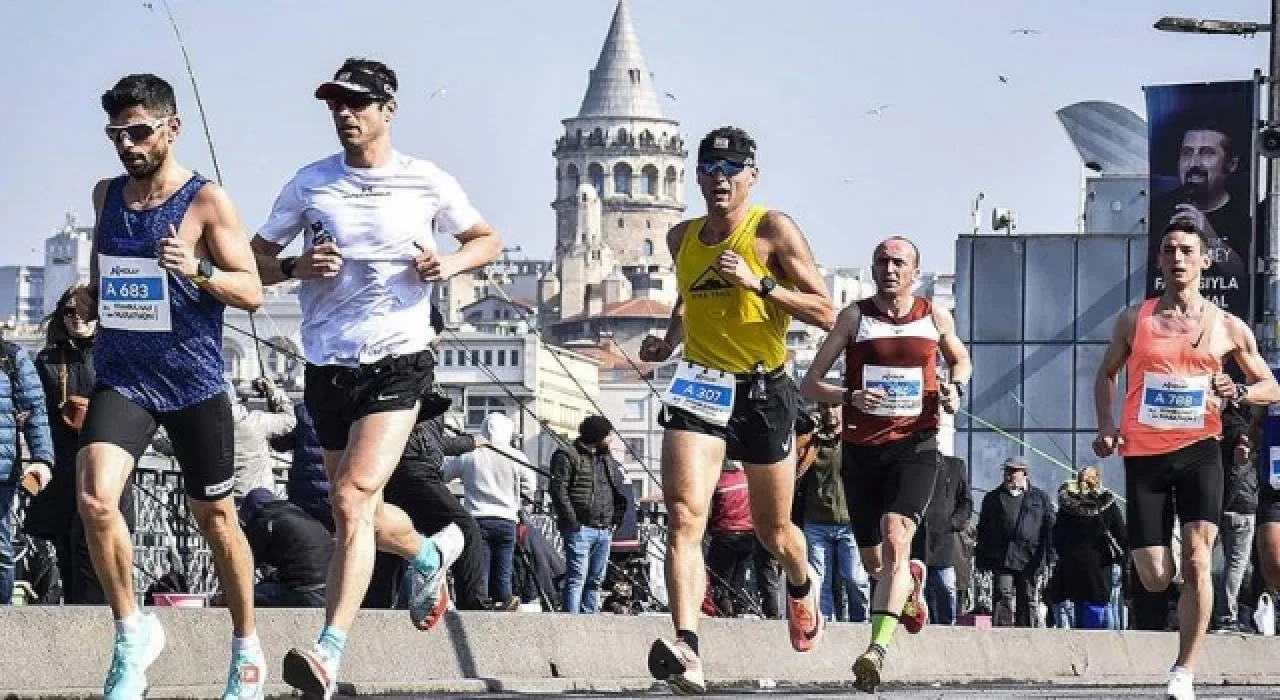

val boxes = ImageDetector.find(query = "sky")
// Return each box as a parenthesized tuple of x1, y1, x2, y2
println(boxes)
(0, 0, 1272, 272)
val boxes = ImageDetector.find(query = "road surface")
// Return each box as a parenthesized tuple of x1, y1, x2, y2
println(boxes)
(361, 684, 1280, 699)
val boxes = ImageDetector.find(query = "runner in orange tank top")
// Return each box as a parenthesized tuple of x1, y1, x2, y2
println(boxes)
(1094, 221, 1280, 699)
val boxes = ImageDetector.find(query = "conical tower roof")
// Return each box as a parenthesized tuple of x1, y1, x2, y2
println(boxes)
(577, 0, 664, 119)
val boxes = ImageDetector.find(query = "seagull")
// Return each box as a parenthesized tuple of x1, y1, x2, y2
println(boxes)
(1010, 28, 1041, 35)
(664, 91, 678, 101)
(998, 75, 1009, 84)
(865, 103, 891, 116)
(427, 86, 448, 100)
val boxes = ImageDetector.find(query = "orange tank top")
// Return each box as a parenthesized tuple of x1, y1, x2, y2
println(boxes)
(1119, 299, 1222, 457)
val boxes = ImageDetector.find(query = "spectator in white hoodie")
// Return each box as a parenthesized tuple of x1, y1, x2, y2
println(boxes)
(443, 412, 534, 608)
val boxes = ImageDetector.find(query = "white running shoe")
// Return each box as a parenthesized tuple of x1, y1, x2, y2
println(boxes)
(1166, 667, 1195, 700)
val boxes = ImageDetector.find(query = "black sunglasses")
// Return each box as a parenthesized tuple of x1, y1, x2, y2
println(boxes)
(326, 94, 378, 112)
(61, 307, 79, 316)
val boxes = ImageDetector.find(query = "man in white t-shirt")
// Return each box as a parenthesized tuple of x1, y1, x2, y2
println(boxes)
(250, 57, 502, 698)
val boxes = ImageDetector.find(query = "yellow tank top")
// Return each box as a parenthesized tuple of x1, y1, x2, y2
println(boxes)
(676, 205, 791, 374)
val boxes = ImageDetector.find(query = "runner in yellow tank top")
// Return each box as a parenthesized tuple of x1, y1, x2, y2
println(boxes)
(638, 126, 835, 694)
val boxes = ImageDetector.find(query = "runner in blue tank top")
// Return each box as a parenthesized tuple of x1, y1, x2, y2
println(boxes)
(71, 73, 268, 700)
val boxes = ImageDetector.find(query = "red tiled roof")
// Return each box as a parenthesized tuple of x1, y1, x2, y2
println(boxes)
(556, 297, 671, 322)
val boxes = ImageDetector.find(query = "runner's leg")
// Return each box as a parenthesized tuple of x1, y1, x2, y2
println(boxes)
(662, 429, 727, 638)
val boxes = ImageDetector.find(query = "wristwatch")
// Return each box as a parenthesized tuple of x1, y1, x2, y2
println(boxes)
(758, 277, 777, 298)
(1234, 382, 1248, 403)
(189, 258, 214, 287)
(281, 256, 299, 280)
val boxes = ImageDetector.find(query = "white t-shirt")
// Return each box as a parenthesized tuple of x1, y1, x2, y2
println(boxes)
(258, 151, 482, 366)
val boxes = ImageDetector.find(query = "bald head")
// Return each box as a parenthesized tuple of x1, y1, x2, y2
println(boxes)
(874, 237, 920, 267)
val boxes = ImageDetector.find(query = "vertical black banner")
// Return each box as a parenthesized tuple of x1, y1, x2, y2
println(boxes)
(1145, 80, 1258, 321)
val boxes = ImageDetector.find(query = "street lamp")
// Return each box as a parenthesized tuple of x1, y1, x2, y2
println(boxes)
(1155, 2, 1280, 364)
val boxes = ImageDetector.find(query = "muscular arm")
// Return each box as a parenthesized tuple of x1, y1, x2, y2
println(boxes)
(933, 305, 971, 385)
(250, 237, 290, 287)
(662, 222, 690, 349)
(760, 211, 836, 331)
(448, 221, 503, 276)
(1227, 315, 1280, 404)
(1094, 307, 1136, 431)
(194, 185, 264, 311)
(800, 303, 858, 405)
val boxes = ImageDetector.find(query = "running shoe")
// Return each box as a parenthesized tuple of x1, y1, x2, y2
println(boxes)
(281, 646, 337, 700)
(852, 643, 886, 694)
(405, 523, 465, 630)
(648, 638, 706, 695)
(221, 646, 268, 699)
(1166, 667, 1195, 700)
(104, 612, 166, 700)
(786, 564, 824, 652)
(900, 558, 928, 634)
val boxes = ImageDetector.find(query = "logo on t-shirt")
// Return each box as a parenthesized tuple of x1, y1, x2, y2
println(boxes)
(689, 265, 733, 295)
(342, 184, 390, 199)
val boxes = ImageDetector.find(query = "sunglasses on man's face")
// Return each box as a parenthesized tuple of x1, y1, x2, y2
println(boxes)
(696, 159, 748, 178)
(104, 117, 168, 145)
(326, 94, 378, 112)
(62, 307, 79, 317)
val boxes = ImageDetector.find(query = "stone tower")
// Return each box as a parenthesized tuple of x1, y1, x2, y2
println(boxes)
(552, 0, 687, 270)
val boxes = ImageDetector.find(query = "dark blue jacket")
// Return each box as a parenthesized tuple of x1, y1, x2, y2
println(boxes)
(0, 344, 54, 483)
(283, 403, 330, 530)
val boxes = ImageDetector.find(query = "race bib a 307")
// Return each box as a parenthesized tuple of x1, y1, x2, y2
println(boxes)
(662, 361, 736, 427)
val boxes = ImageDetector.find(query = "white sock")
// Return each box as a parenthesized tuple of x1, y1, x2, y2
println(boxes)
(232, 633, 261, 653)
(115, 612, 142, 636)
(1170, 664, 1192, 676)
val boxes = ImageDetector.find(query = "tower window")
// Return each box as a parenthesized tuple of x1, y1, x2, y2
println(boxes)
(613, 162, 633, 195)
(618, 218, 625, 229)
(642, 239, 655, 256)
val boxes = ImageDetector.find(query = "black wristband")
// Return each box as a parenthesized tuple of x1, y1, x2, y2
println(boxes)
(281, 256, 298, 279)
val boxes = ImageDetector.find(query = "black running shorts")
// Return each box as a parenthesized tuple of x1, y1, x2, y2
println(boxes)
(80, 387, 235, 501)
(658, 371, 798, 465)
(1123, 437, 1223, 548)
(304, 350, 436, 452)
(842, 431, 941, 548)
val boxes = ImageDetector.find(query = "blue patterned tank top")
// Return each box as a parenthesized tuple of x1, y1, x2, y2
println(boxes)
(95, 174, 226, 412)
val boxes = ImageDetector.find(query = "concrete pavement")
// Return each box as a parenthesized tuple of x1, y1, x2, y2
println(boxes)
(4, 607, 1280, 697)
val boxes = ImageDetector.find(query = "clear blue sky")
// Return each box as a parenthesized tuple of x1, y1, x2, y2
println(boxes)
(0, 0, 1270, 271)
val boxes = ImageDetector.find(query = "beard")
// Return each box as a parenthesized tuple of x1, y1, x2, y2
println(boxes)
(121, 151, 163, 179)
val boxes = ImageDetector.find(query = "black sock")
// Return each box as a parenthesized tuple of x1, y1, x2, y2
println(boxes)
(787, 576, 812, 599)
(676, 629, 699, 656)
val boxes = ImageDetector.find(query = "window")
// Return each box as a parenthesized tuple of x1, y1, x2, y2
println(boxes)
(466, 396, 506, 428)
(444, 349, 453, 366)
(472, 351, 480, 365)
(624, 399, 645, 421)
(497, 349, 506, 366)
(641, 165, 659, 196)
(641, 239, 655, 257)
(664, 165, 679, 198)
(588, 163, 605, 195)
(624, 438, 645, 462)
(484, 350, 493, 366)
(565, 164, 580, 195)
(510, 350, 520, 366)
(613, 162, 633, 195)
(618, 218, 625, 229)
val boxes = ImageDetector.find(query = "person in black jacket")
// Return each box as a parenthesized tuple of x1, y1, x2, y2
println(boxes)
(240, 488, 332, 607)
(27, 284, 134, 604)
(911, 454, 972, 625)
(1049, 466, 1126, 629)
(364, 391, 488, 610)
(549, 415, 629, 614)
(975, 455, 1055, 627)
